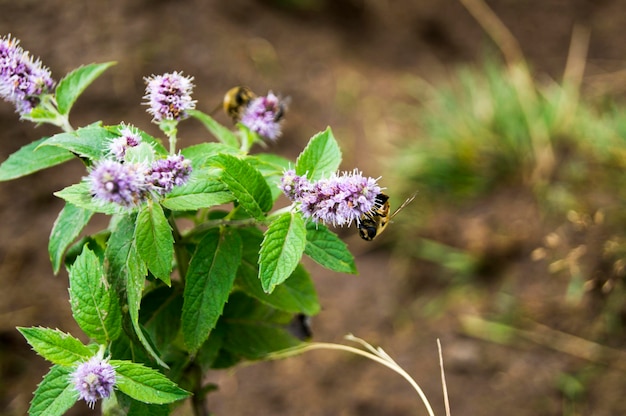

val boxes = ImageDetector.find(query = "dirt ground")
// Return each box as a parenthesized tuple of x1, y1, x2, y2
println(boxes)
(2, 0, 626, 415)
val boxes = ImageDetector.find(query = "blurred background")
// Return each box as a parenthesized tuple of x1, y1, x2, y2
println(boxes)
(2, 0, 626, 414)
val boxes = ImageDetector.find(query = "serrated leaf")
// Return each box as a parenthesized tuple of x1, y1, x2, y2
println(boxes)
(305, 222, 358, 274)
(210, 154, 272, 219)
(182, 229, 242, 353)
(111, 360, 190, 404)
(161, 171, 234, 211)
(56, 62, 116, 115)
(39, 125, 118, 161)
(134, 203, 173, 285)
(69, 248, 122, 343)
(54, 182, 120, 215)
(0, 136, 74, 181)
(17, 327, 92, 366)
(295, 127, 342, 181)
(106, 215, 167, 368)
(259, 212, 307, 293)
(188, 109, 239, 148)
(237, 228, 320, 315)
(49, 202, 94, 274)
(29, 365, 78, 416)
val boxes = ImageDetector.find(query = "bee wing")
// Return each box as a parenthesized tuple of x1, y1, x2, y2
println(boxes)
(389, 191, 418, 219)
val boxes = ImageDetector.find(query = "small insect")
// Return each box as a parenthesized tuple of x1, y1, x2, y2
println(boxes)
(222, 86, 256, 123)
(357, 192, 417, 241)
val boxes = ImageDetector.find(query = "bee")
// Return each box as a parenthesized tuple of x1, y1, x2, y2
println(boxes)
(222, 86, 256, 123)
(357, 192, 416, 241)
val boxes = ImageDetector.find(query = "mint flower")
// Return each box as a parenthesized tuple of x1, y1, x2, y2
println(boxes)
(87, 160, 150, 208)
(71, 356, 116, 409)
(147, 154, 192, 195)
(240, 92, 285, 141)
(143, 71, 196, 123)
(109, 124, 142, 160)
(280, 169, 381, 226)
(280, 169, 311, 202)
(0, 34, 55, 115)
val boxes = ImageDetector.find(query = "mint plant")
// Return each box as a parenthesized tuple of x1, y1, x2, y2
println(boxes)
(0, 34, 376, 415)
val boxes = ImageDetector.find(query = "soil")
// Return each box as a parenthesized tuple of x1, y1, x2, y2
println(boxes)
(2, 0, 626, 415)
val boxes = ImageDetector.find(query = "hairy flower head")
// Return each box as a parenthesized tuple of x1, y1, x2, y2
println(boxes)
(0, 34, 55, 115)
(240, 92, 285, 141)
(143, 71, 196, 123)
(279, 169, 311, 202)
(109, 124, 142, 160)
(280, 169, 381, 226)
(71, 356, 116, 409)
(147, 154, 192, 195)
(88, 159, 151, 208)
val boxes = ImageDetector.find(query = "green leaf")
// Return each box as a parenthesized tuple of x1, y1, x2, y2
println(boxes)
(39, 124, 118, 161)
(247, 153, 292, 201)
(305, 222, 358, 274)
(135, 203, 174, 285)
(182, 142, 241, 168)
(0, 136, 74, 181)
(161, 171, 234, 211)
(237, 228, 320, 315)
(111, 360, 190, 404)
(295, 127, 342, 181)
(188, 109, 239, 148)
(69, 248, 122, 343)
(140, 286, 183, 349)
(54, 182, 120, 215)
(259, 212, 307, 293)
(219, 292, 302, 360)
(24, 104, 58, 123)
(17, 327, 92, 366)
(222, 321, 302, 360)
(182, 229, 242, 353)
(56, 62, 116, 115)
(29, 365, 78, 416)
(106, 215, 168, 368)
(49, 202, 94, 274)
(210, 154, 273, 219)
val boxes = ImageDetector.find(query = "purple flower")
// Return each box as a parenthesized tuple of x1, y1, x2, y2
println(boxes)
(109, 125, 142, 160)
(71, 357, 116, 409)
(281, 169, 381, 226)
(240, 92, 285, 141)
(279, 169, 311, 202)
(147, 154, 192, 195)
(143, 71, 196, 123)
(88, 160, 150, 208)
(0, 34, 55, 115)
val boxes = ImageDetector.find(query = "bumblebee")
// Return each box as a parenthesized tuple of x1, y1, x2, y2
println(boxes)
(222, 86, 256, 123)
(357, 192, 416, 241)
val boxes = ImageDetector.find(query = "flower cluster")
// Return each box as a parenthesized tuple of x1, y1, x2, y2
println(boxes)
(147, 154, 193, 195)
(88, 159, 151, 208)
(240, 92, 285, 141)
(280, 169, 381, 226)
(143, 71, 196, 123)
(71, 356, 116, 409)
(109, 124, 142, 160)
(87, 129, 192, 208)
(0, 34, 55, 115)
